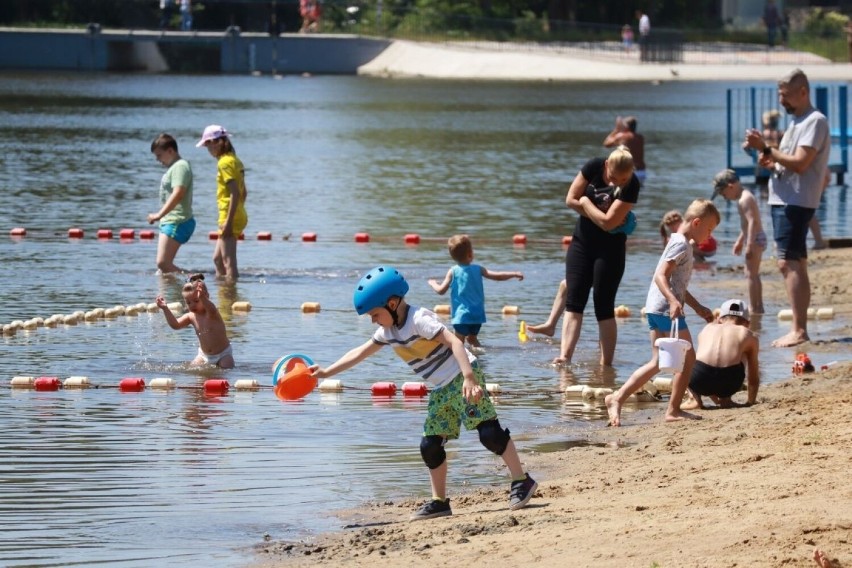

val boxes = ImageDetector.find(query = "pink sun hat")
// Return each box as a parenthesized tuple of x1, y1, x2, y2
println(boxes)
(196, 124, 231, 147)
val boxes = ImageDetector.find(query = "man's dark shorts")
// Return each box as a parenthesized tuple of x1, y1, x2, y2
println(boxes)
(771, 204, 814, 261)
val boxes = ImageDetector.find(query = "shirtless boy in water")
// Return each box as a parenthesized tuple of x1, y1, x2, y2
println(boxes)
(682, 299, 759, 409)
(156, 274, 234, 369)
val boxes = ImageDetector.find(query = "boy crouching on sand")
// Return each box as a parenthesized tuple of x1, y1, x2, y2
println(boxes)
(606, 199, 720, 426)
(682, 299, 760, 409)
(310, 266, 537, 520)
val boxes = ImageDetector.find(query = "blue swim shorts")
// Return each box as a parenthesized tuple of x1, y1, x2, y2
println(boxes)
(771, 204, 813, 262)
(160, 217, 196, 245)
(646, 312, 688, 332)
(452, 323, 482, 337)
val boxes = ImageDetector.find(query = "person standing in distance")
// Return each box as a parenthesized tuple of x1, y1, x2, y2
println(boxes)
(636, 9, 651, 60)
(744, 69, 830, 347)
(604, 115, 646, 184)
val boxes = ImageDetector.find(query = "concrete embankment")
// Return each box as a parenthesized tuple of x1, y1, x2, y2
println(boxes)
(0, 27, 390, 74)
(358, 39, 852, 82)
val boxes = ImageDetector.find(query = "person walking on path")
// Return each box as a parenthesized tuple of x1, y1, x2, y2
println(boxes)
(744, 69, 830, 348)
(636, 9, 651, 60)
(148, 133, 194, 274)
(180, 0, 192, 31)
(763, 0, 781, 48)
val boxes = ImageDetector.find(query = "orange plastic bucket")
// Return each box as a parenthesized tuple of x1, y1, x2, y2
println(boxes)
(272, 354, 317, 401)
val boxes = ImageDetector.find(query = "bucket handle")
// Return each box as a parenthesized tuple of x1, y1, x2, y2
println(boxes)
(669, 317, 679, 339)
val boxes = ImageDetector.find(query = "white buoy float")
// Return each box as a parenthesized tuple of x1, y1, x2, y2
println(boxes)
(816, 307, 834, 319)
(318, 379, 344, 392)
(234, 379, 260, 390)
(64, 376, 90, 388)
(10, 376, 35, 388)
(149, 377, 176, 389)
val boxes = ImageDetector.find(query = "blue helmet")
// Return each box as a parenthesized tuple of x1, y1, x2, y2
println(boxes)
(353, 266, 409, 315)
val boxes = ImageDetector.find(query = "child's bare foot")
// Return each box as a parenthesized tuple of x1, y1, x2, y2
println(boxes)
(665, 409, 702, 422)
(772, 330, 809, 348)
(604, 394, 622, 427)
(527, 321, 556, 337)
(467, 336, 482, 348)
(680, 398, 702, 410)
(813, 548, 834, 568)
(551, 356, 570, 367)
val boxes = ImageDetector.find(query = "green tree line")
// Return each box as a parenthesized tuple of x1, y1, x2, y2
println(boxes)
(0, 0, 724, 31)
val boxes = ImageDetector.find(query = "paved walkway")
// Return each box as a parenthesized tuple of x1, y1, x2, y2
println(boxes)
(359, 39, 852, 81)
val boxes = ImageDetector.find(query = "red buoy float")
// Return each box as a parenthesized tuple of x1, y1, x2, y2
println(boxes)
(119, 377, 145, 392)
(208, 231, 219, 240)
(257, 231, 272, 241)
(203, 379, 230, 395)
(402, 382, 427, 397)
(139, 229, 155, 240)
(371, 382, 397, 396)
(97, 229, 113, 239)
(562, 235, 573, 246)
(119, 229, 135, 239)
(9, 227, 26, 236)
(513, 234, 527, 245)
(354, 232, 370, 243)
(403, 233, 420, 245)
(68, 228, 84, 238)
(34, 377, 61, 391)
(302, 232, 317, 242)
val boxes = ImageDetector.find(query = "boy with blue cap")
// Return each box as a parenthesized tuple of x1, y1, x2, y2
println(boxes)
(310, 266, 537, 520)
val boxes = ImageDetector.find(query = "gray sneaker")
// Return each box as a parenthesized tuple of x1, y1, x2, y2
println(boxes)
(410, 498, 452, 521)
(509, 474, 537, 510)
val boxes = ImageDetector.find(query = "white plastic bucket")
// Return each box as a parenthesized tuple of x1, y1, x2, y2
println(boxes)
(654, 319, 691, 373)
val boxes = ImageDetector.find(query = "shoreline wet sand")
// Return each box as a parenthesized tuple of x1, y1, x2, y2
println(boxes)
(248, 248, 852, 567)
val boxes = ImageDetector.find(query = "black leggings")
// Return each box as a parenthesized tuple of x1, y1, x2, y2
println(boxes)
(564, 235, 626, 321)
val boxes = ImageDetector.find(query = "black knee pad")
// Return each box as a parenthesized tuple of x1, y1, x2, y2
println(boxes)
(477, 419, 511, 456)
(420, 435, 446, 469)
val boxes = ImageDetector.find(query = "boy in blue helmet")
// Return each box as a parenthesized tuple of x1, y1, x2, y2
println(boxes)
(310, 265, 537, 520)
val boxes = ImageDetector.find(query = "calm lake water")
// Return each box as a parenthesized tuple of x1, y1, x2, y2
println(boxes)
(0, 72, 850, 567)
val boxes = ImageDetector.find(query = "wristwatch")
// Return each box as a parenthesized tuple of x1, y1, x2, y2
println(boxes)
(762, 146, 773, 157)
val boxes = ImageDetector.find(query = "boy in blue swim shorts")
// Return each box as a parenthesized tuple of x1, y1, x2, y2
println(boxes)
(311, 266, 537, 520)
(148, 133, 195, 274)
(605, 199, 719, 426)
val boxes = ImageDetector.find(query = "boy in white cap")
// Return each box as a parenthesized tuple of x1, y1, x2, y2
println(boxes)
(712, 169, 766, 314)
(683, 299, 760, 409)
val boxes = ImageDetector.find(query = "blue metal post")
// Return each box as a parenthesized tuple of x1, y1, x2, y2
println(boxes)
(840, 85, 848, 183)
(726, 88, 733, 170)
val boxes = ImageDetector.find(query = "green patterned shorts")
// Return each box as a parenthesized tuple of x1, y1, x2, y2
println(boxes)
(423, 365, 497, 440)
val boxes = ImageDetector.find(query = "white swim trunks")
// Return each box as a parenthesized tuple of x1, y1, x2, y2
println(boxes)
(197, 344, 233, 366)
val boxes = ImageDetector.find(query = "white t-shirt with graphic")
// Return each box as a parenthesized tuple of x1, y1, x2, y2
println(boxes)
(371, 305, 476, 389)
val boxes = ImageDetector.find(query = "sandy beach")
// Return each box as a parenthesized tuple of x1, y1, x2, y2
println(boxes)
(249, 245, 851, 567)
(359, 39, 852, 82)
